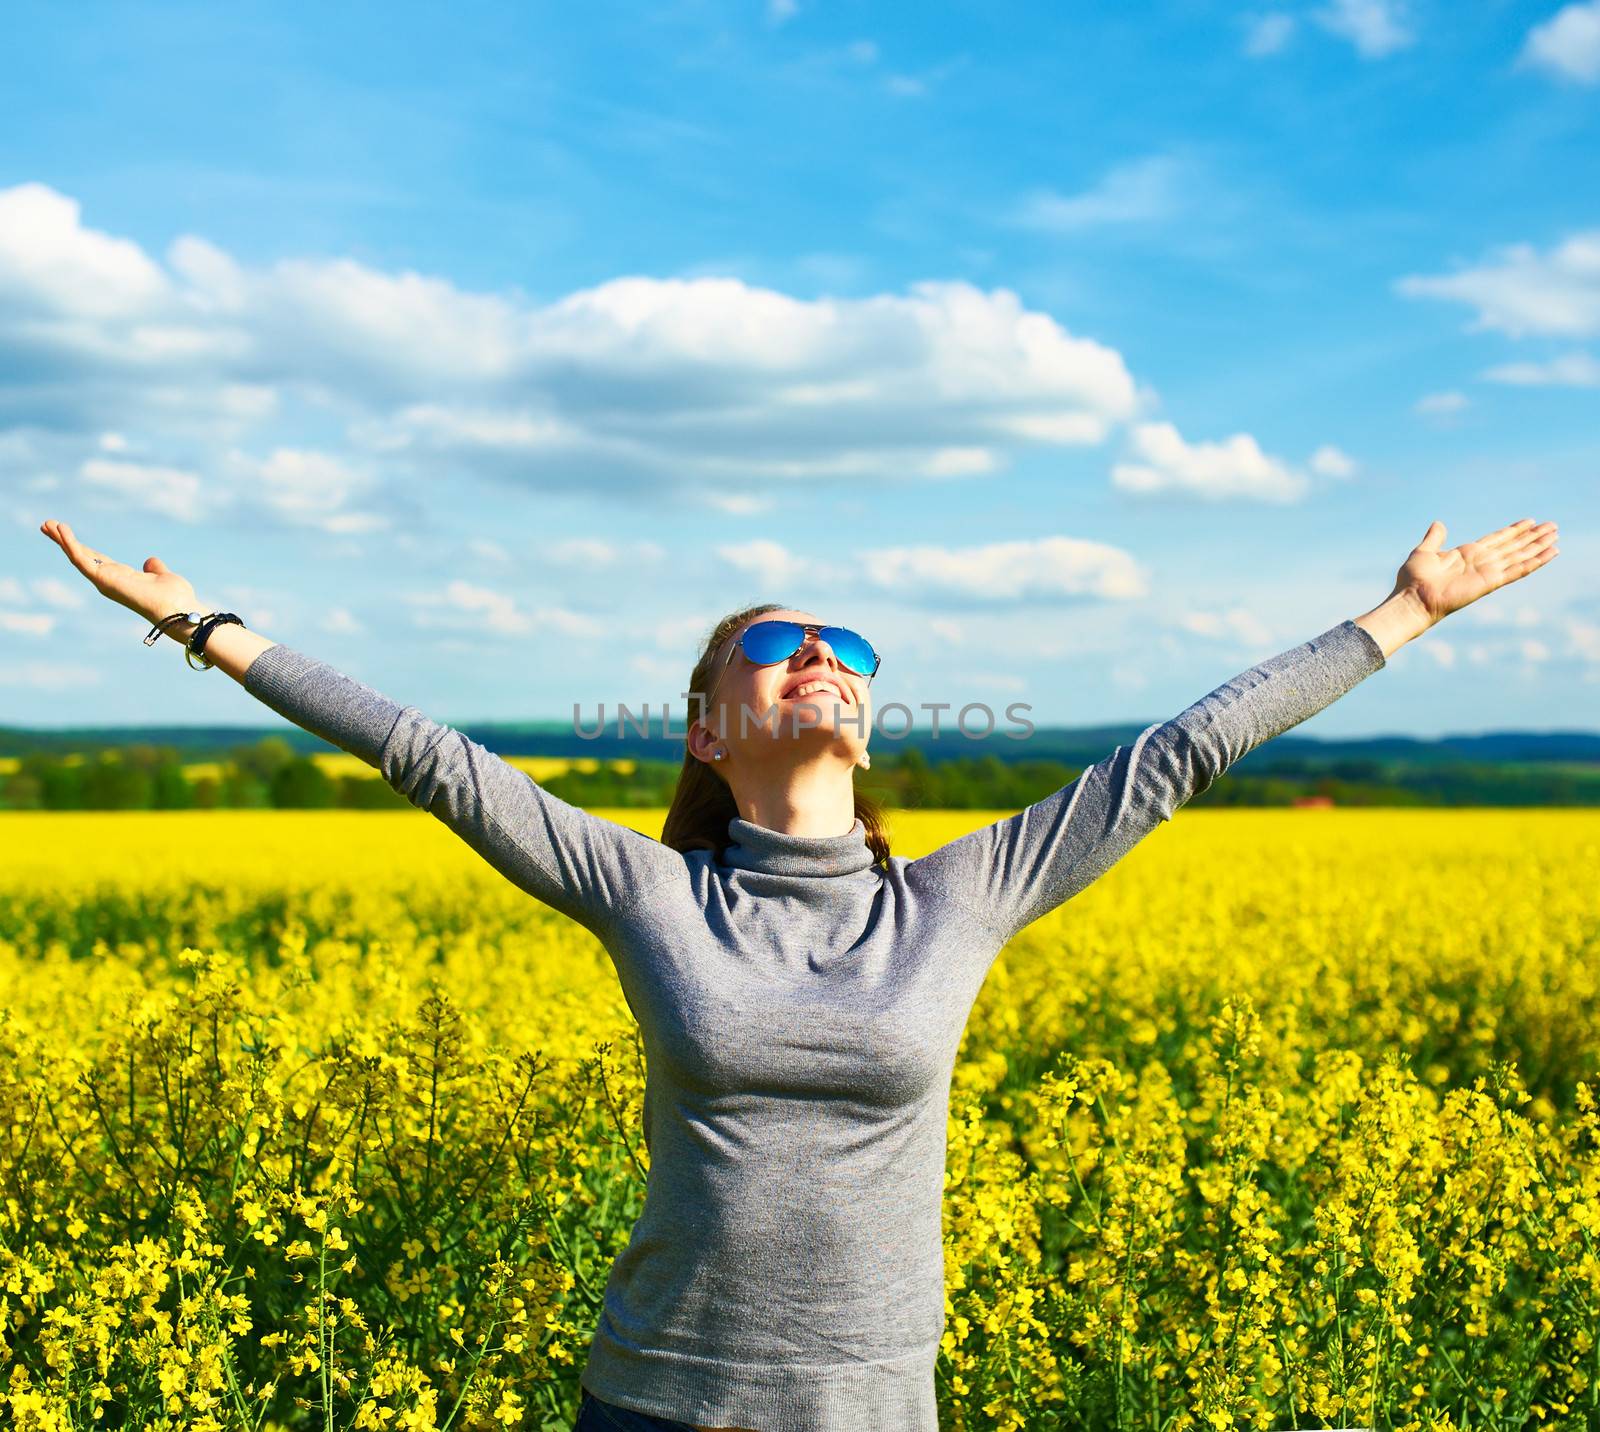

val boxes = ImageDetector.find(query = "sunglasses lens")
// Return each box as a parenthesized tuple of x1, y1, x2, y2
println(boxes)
(741, 620, 806, 665)
(820, 626, 879, 677)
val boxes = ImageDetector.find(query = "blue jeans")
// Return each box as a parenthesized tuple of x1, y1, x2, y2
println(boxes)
(574, 1387, 704, 1432)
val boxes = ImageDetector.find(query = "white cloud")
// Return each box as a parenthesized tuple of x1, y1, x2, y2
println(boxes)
(700, 492, 775, 516)
(0, 578, 22, 602)
(1421, 639, 1457, 669)
(1309, 444, 1358, 478)
(80, 458, 206, 521)
(1569, 616, 1600, 664)
(1174, 607, 1276, 647)
(1414, 390, 1469, 415)
(882, 54, 970, 99)
(1010, 154, 1188, 233)
(0, 183, 169, 319)
(1, 181, 1162, 526)
(1481, 351, 1600, 387)
(711, 535, 1145, 606)
(767, 0, 799, 23)
(715, 539, 831, 590)
(242, 447, 387, 534)
(649, 612, 721, 656)
(437, 580, 535, 636)
(411, 581, 603, 640)
(1518, 1, 1600, 84)
(1395, 231, 1600, 338)
(0, 610, 54, 637)
(31, 577, 84, 608)
(858, 536, 1147, 603)
(1244, 13, 1297, 55)
(467, 538, 512, 564)
(1520, 638, 1551, 663)
(1110, 421, 1310, 502)
(0, 660, 99, 689)
(323, 607, 365, 636)
(1310, 0, 1414, 57)
(1465, 603, 1542, 629)
(546, 538, 667, 567)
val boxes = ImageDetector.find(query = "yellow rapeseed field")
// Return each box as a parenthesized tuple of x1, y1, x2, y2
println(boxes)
(1, 807, 1597, 1432)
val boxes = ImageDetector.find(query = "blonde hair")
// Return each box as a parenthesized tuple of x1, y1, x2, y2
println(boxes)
(657, 602, 891, 865)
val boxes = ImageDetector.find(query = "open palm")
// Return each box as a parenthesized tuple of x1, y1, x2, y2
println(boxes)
(1399, 518, 1559, 628)
(39, 519, 197, 625)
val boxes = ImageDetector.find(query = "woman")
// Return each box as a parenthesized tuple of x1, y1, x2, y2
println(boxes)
(39, 515, 1558, 1432)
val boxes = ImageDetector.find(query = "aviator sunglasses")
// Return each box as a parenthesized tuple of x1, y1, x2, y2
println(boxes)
(710, 620, 882, 702)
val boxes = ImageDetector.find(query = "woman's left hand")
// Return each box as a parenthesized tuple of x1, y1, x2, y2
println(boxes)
(1396, 517, 1559, 629)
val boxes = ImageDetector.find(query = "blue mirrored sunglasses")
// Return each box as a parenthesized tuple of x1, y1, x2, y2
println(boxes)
(718, 620, 882, 686)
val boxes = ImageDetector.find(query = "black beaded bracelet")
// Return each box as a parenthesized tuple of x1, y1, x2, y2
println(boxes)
(143, 611, 202, 647)
(185, 612, 244, 670)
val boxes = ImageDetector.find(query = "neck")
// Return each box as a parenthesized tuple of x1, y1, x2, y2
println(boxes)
(727, 759, 858, 839)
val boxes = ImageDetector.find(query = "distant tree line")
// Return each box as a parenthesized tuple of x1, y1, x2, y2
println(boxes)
(0, 738, 408, 811)
(2, 738, 1596, 810)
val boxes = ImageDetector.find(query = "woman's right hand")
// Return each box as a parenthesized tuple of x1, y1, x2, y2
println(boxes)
(39, 519, 202, 626)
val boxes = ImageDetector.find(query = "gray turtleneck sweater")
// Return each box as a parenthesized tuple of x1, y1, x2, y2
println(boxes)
(241, 617, 1387, 1432)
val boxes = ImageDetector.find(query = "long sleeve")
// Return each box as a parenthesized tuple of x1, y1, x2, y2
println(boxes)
(904, 618, 1387, 947)
(241, 645, 686, 938)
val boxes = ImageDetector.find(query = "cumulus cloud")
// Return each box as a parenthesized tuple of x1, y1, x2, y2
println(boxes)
(716, 539, 830, 591)
(713, 535, 1147, 605)
(0, 183, 169, 319)
(1569, 616, 1600, 665)
(233, 447, 387, 534)
(0, 182, 1149, 505)
(0, 611, 54, 637)
(1309, 444, 1358, 477)
(700, 493, 775, 516)
(1009, 154, 1189, 233)
(80, 458, 207, 521)
(545, 538, 667, 567)
(0, 660, 100, 689)
(31, 576, 84, 608)
(1481, 351, 1600, 387)
(408, 581, 603, 640)
(1518, 1, 1600, 84)
(1310, 0, 1414, 57)
(6, 181, 1363, 539)
(1243, 13, 1297, 56)
(1395, 231, 1600, 338)
(859, 537, 1146, 602)
(323, 607, 365, 636)
(1110, 421, 1310, 502)
(1174, 606, 1276, 647)
(1414, 390, 1469, 415)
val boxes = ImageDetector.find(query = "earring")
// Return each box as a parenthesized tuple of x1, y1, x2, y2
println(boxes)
(858, 752, 871, 769)
(713, 749, 725, 761)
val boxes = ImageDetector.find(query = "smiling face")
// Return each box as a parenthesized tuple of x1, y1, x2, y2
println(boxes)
(689, 608, 874, 773)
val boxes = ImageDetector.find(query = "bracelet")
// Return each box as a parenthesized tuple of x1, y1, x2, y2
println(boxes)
(143, 611, 204, 647)
(185, 612, 244, 670)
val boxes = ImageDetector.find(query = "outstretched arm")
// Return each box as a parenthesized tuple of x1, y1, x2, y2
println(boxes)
(906, 515, 1560, 949)
(39, 519, 685, 938)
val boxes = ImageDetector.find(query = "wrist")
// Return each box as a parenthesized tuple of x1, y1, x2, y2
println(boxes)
(1353, 587, 1433, 660)
(149, 606, 214, 644)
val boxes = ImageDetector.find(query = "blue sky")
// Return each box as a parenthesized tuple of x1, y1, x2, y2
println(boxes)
(1, 0, 1596, 739)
